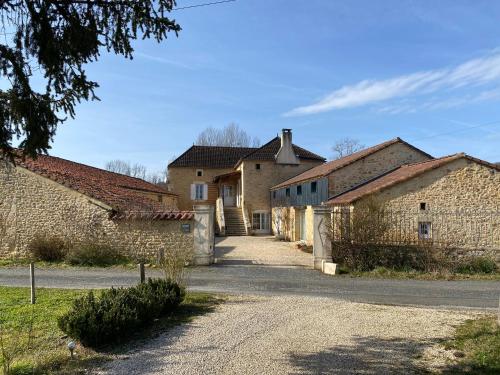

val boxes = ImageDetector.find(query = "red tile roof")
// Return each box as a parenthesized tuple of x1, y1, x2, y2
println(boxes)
(14, 153, 191, 220)
(326, 154, 500, 205)
(271, 138, 432, 190)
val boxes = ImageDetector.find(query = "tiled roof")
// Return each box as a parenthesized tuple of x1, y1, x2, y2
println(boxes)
(14, 153, 191, 220)
(168, 145, 256, 169)
(237, 137, 325, 165)
(326, 154, 500, 205)
(271, 138, 432, 190)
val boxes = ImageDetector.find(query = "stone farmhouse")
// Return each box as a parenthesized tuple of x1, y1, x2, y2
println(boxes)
(270, 138, 433, 244)
(168, 129, 325, 235)
(327, 154, 500, 254)
(0, 153, 214, 263)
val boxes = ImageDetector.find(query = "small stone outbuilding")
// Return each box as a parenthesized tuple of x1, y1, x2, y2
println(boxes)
(0, 152, 205, 260)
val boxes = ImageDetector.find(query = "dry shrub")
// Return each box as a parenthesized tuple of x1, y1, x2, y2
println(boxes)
(28, 235, 68, 262)
(327, 198, 455, 272)
(65, 242, 126, 267)
(158, 246, 193, 286)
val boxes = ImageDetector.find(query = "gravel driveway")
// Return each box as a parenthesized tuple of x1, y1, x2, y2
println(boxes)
(215, 236, 312, 267)
(100, 295, 479, 375)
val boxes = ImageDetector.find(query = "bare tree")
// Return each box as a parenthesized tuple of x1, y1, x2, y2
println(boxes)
(105, 160, 168, 185)
(331, 138, 365, 160)
(105, 160, 147, 180)
(196, 123, 260, 147)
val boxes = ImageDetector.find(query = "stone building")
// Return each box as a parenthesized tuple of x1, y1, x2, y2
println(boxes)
(327, 154, 500, 253)
(0, 153, 201, 259)
(168, 129, 325, 235)
(270, 138, 432, 244)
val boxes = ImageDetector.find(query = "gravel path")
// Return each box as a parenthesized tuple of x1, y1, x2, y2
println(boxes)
(99, 295, 480, 375)
(215, 236, 312, 267)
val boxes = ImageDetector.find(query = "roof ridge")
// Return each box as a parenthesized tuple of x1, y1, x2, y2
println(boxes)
(272, 137, 427, 190)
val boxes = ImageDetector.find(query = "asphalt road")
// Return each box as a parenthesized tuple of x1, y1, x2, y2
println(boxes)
(0, 264, 498, 310)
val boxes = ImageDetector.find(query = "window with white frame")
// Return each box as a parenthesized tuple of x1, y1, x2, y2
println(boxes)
(196, 169, 203, 177)
(191, 183, 208, 201)
(252, 211, 270, 231)
(418, 222, 432, 239)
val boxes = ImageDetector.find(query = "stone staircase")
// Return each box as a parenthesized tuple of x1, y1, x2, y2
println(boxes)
(223, 207, 247, 236)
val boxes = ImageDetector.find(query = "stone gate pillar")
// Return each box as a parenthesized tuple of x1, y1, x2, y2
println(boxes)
(313, 206, 333, 270)
(193, 205, 215, 265)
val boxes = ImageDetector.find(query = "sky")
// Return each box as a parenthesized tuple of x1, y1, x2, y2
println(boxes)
(41, 0, 500, 173)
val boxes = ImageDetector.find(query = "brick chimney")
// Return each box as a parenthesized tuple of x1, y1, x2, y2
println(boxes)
(275, 129, 300, 165)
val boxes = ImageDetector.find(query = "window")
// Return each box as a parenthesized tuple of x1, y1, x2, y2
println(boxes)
(273, 191, 277, 199)
(420, 202, 427, 211)
(256, 163, 261, 170)
(191, 183, 208, 201)
(196, 169, 203, 177)
(285, 188, 290, 197)
(252, 212, 270, 231)
(297, 185, 302, 196)
(418, 222, 432, 240)
(311, 181, 317, 193)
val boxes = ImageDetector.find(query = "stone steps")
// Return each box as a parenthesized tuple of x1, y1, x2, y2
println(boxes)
(224, 207, 247, 236)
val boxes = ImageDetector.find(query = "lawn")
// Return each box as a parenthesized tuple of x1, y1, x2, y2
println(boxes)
(0, 286, 221, 374)
(443, 316, 500, 374)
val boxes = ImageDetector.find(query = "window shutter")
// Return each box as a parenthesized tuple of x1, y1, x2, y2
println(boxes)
(190, 184, 196, 200)
(203, 184, 208, 200)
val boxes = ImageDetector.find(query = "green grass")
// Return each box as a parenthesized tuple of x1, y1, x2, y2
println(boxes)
(443, 317, 500, 374)
(0, 286, 222, 374)
(339, 266, 500, 281)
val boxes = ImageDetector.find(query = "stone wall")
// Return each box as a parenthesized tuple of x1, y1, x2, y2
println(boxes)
(329, 142, 431, 196)
(240, 160, 322, 214)
(353, 158, 500, 252)
(0, 164, 194, 258)
(168, 166, 233, 210)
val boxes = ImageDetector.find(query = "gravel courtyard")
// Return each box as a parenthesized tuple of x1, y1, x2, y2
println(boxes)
(100, 295, 480, 375)
(214, 236, 312, 267)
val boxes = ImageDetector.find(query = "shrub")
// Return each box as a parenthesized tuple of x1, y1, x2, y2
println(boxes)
(57, 278, 185, 347)
(454, 256, 498, 274)
(65, 243, 126, 266)
(330, 242, 449, 272)
(28, 235, 68, 262)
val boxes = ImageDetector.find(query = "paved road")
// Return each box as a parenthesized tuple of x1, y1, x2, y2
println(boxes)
(0, 264, 498, 310)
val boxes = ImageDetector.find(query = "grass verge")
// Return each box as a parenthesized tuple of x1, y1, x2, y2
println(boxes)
(443, 316, 500, 374)
(0, 286, 221, 374)
(338, 266, 500, 281)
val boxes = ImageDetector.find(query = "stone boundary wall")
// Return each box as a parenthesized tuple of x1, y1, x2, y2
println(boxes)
(0, 164, 194, 259)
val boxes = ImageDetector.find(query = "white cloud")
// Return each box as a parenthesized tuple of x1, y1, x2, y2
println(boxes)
(285, 51, 500, 116)
(134, 52, 194, 70)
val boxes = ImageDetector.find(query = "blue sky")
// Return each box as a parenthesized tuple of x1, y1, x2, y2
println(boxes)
(48, 0, 500, 173)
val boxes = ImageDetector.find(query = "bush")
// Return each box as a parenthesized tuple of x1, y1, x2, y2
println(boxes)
(58, 278, 185, 347)
(331, 242, 450, 272)
(28, 235, 68, 262)
(65, 243, 126, 266)
(454, 256, 498, 274)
